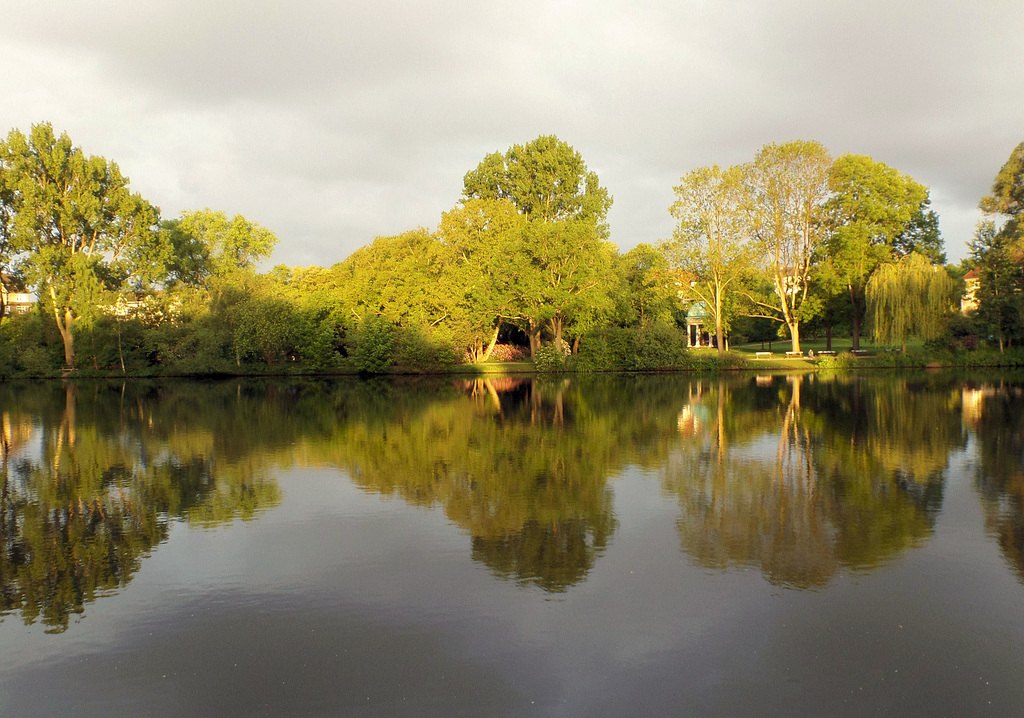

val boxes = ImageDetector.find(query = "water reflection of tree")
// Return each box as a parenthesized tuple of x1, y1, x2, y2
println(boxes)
(970, 382, 1024, 581)
(328, 377, 701, 592)
(666, 375, 961, 588)
(332, 378, 625, 592)
(0, 381, 283, 632)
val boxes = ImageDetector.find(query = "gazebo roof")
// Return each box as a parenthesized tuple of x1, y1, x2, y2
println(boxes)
(686, 301, 710, 320)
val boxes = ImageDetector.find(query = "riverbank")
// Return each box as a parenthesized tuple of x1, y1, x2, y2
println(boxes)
(5, 345, 1024, 381)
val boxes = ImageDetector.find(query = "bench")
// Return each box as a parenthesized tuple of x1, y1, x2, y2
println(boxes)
(851, 349, 869, 356)
(786, 351, 803, 358)
(817, 350, 836, 356)
(754, 352, 773, 359)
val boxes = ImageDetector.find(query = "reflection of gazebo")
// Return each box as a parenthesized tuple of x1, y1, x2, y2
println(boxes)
(685, 301, 711, 348)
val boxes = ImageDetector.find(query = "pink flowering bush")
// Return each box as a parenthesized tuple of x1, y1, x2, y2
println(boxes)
(487, 344, 529, 362)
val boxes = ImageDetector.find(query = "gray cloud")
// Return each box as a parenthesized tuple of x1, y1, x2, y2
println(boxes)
(2, 0, 1022, 266)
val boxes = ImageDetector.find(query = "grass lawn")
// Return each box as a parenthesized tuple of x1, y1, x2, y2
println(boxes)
(732, 336, 927, 355)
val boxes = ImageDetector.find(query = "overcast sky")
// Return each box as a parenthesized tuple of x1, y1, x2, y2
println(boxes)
(2, 0, 1022, 267)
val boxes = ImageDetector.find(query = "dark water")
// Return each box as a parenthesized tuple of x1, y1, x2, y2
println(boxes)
(1, 373, 1023, 716)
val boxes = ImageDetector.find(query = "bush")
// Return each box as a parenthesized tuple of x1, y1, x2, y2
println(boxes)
(393, 326, 459, 372)
(351, 316, 395, 374)
(871, 351, 921, 368)
(815, 352, 855, 369)
(533, 344, 567, 372)
(0, 312, 62, 376)
(633, 324, 689, 370)
(487, 344, 528, 362)
(574, 324, 692, 372)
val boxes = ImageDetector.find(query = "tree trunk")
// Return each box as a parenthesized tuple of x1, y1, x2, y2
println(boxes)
(549, 315, 563, 350)
(715, 315, 724, 357)
(54, 306, 76, 368)
(788, 321, 801, 354)
(528, 319, 541, 359)
(481, 321, 502, 361)
(825, 323, 833, 352)
(849, 285, 862, 351)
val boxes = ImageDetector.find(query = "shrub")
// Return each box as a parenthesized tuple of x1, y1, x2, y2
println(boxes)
(351, 316, 395, 374)
(815, 352, 855, 370)
(393, 326, 459, 372)
(872, 351, 921, 368)
(487, 344, 528, 362)
(574, 324, 691, 371)
(533, 344, 567, 372)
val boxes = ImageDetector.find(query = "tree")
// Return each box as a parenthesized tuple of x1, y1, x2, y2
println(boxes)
(0, 155, 18, 326)
(866, 252, 956, 351)
(979, 141, 1024, 255)
(333, 228, 449, 329)
(824, 154, 934, 350)
(165, 208, 278, 286)
(509, 219, 616, 357)
(0, 123, 165, 367)
(435, 198, 527, 361)
(740, 140, 833, 353)
(463, 135, 613, 238)
(969, 220, 1024, 352)
(462, 136, 616, 357)
(665, 164, 752, 355)
(613, 243, 677, 328)
(896, 203, 945, 264)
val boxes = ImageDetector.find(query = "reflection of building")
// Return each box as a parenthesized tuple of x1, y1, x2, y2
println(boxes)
(961, 268, 980, 314)
(1, 412, 35, 460)
(962, 385, 1023, 427)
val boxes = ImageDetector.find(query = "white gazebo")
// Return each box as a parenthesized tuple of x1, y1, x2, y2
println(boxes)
(685, 301, 711, 348)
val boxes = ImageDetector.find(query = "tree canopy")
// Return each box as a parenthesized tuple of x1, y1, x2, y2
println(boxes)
(463, 135, 613, 238)
(824, 153, 934, 349)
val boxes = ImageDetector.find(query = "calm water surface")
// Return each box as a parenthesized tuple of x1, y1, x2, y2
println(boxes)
(2, 373, 1024, 716)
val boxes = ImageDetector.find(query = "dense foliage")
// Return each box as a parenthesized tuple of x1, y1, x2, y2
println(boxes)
(1, 123, 1019, 375)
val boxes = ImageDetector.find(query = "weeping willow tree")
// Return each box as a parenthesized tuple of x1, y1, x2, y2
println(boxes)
(866, 252, 955, 352)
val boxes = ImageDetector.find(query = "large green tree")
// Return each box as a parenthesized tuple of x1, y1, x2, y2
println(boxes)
(520, 219, 616, 355)
(665, 164, 752, 355)
(824, 154, 935, 350)
(0, 123, 165, 367)
(463, 136, 616, 356)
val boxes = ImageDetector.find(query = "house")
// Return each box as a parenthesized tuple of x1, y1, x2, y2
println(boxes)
(0, 275, 36, 315)
(961, 268, 980, 314)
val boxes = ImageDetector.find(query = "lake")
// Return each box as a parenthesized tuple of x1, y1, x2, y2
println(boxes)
(1, 372, 1023, 716)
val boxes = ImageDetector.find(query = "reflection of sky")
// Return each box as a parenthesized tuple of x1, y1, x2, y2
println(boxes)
(5, 439, 1024, 717)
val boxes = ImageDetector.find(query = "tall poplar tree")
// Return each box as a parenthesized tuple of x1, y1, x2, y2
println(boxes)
(740, 140, 833, 353)
(665, 164, 751, 355)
